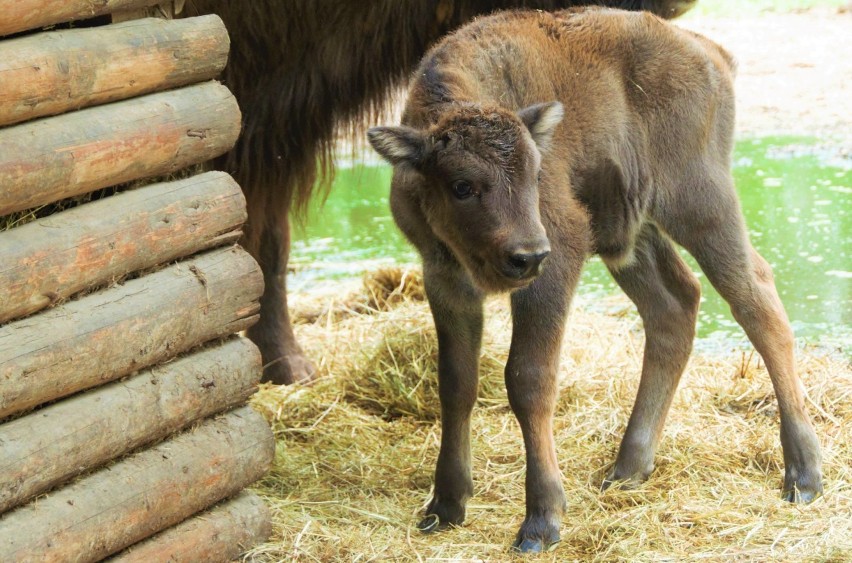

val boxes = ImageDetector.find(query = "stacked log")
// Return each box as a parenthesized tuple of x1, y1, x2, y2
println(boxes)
(0, 4, 274, 561)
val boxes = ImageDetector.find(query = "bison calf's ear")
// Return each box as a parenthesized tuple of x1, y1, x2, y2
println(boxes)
(517, 102, 564, 152)
(367, 126, 427, 167)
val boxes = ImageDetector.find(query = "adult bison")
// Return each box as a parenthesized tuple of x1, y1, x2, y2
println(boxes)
(367, 6, 822, 552)
(182, 0, 697, 384)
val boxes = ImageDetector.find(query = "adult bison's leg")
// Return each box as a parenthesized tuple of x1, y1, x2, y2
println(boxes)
(506, 246, 580, 553)
(601, 225, 700, 488)
(418, 262, 485, 532)
(244, 201, 315, 385)
(665, 173, 823, 503)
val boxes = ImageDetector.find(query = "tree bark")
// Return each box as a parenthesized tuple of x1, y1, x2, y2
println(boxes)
(0, 406, 274, 563)
(0, 81, 241, 216)
(0, 337, 261, 514)
(110, 491, 271, 563)
(0, 171, 246, 324)
(0, 15, 229, 127)
(0, 0, 163, 36)
(0, 246, 263, 419)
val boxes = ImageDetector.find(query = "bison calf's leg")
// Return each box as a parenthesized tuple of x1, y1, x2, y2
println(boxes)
(602, 226, 700, 488)
(244, 206, 316, 385)
(419, 266, 484, 532)
(505, 264, 576, 552)
(667, 174, 823, 503)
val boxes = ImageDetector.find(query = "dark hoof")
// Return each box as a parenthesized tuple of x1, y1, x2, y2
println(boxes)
(417, 513, 444, 533)
(511, 512, 561, 554)
(601, 473, 643, 492)
(782, 466, 823, 504)
(511, 536, 560, 553)
(782, 483, 823, 504)
(417, 496, 466, 534)
(602, 457, 654, 491)
(260, 352, 316, 385)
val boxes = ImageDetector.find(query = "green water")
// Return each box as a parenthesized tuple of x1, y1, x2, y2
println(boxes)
(292, 137, 851, 347)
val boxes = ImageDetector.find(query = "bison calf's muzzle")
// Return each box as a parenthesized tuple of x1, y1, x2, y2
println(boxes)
(504, 245, 551, 280)
(368, 6, 822, 554)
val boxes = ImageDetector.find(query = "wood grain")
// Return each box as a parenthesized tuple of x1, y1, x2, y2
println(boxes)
(0, 406, 274, 563)
(0, 16, 229, 127)
(0, 337, 261, 514)
(0, 171, 246, 324)
(0, 246, 263, 419)
(0, 81, 241, 216)
(110, 491, 271, 563)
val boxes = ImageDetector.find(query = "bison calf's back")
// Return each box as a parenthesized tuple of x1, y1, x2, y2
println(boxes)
(368, 6, 823, 554)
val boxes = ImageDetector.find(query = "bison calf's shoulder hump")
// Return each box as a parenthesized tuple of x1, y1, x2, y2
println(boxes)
(368, 6, 822, 554)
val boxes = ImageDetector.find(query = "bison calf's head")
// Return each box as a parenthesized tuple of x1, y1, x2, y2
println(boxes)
(368, 101, 563, 292)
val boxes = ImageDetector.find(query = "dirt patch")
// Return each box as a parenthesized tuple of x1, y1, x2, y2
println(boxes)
(682, 9, 852, 144)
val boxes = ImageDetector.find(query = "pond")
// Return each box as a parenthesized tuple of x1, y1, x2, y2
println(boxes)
(291, 137, 851, 350)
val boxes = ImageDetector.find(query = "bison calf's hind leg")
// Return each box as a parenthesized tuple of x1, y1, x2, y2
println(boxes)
(602, 226, 701, 489)
(666, 175, 823, 503)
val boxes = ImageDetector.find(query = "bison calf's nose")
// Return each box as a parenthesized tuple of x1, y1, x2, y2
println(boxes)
(505, 248, 551, 280)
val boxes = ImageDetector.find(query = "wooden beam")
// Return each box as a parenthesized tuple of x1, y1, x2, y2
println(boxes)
(0, 0, 162, 36)
(0, 81, 241, 216)
(0, 171, 246, 324)
(0, 246, 263, 419)
(111, 491, 271, 563)
(0, 16, 229, 127)
(0, 406, 274, 562)
(0, 338, 261, 514)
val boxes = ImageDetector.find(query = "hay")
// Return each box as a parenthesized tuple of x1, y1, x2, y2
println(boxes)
(249, 268, 852, 561)
(291, 267, 426, 326)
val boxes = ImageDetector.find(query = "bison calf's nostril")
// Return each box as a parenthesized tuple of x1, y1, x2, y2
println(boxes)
(506, 250, 551, 279)
(509, 251, 549, 268)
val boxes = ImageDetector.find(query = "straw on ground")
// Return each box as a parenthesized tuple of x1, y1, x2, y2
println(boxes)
(246, 268, 851, 561)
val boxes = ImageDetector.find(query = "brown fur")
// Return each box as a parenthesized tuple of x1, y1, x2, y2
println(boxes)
(368, 7, 822, 552)
(182, 0, 697, 384)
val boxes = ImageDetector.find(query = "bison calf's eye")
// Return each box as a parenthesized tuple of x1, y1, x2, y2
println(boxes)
(451, 180, 473, 200)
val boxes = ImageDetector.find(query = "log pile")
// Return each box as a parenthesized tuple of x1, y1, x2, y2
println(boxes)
(0, 3, 273, 561)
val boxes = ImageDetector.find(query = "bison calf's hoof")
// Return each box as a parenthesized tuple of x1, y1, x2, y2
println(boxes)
(602, 460, 653, 492)
(601, 475, 642, 492)
(511, 513, 561, 553)
(417, 497, 466, 533)
(782, 487, 822, 504)
(782, 473, 823, 504)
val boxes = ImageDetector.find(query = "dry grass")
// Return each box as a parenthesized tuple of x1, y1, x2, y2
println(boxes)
(248, 268, 852, 562)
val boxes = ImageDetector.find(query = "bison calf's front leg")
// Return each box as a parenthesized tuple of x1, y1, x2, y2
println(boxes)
(505, 277, 573, 552)
(419, 270, 485, 532)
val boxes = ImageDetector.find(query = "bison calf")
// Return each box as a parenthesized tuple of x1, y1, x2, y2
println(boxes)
(368, 7, 822, 552)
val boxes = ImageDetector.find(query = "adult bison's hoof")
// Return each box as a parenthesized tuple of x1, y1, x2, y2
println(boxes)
(511, 513, 561, 553)
(259, 349, 316, 385)
(512, 536, 560, 553)
(782, 487, 820, 504)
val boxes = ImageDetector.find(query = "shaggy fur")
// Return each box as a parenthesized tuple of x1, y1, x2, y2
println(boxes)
(183, 0, 696, 384)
